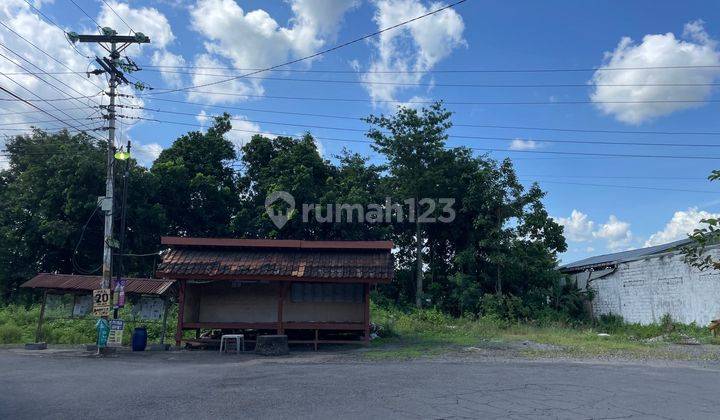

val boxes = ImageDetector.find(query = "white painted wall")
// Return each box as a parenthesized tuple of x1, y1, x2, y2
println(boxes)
(589, 249, 720, 325)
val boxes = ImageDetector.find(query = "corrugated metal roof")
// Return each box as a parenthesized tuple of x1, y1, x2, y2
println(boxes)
(560, 238, 692, 272)
(161, 236, 394, 250)
(156, 244, 394, 283)
(21, 273, 175, 295)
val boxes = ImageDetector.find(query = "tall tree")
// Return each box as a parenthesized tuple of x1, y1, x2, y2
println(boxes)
(151, 113, 239, 237)
(365, 102, 452, 307)
(236, 133, 332, 239)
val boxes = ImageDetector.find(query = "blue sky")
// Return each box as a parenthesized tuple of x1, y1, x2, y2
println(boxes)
(2, 0, 720, 263)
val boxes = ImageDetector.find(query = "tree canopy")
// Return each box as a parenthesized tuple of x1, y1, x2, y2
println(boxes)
(0, 105, 573, 319)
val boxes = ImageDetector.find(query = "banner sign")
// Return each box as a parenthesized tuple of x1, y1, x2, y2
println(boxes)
(73, 295, 92, 317)
(107, 319, 125, 347)
(92, 288, 111, 317)
(139, 297, 165, 320)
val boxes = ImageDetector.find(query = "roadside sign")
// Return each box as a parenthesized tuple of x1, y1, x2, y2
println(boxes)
(107, 319, 124, 347)
(92, 288, 111, 317)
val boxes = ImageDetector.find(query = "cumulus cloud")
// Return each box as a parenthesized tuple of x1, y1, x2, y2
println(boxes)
(132, 141, 163, 167)
(509, 139, 540, 151)
(360, 0, 466, 105)
(590, 20, 720, 124)
(0, 2, 107, 135)
(97, 1, 175, 48)
(186, 54, 264, 104)
(645, 207, 720, 246)
(594, 215, 632, 250)
(188, 0, 357, 101)
(556, 210, 595, 242)
(150, 50, 185, 88)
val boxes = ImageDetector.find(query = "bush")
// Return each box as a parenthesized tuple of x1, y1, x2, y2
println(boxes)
(0, 323, 23, 344)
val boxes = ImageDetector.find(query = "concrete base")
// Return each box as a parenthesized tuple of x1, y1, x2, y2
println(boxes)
(255, 335, 289, 356)
(24, 342, 47, 350)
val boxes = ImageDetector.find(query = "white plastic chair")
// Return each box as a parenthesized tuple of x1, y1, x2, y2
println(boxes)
(219, 334, 245, 354)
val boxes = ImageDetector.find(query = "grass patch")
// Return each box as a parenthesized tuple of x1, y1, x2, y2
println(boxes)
(0, 302, 176, 345)
(365, 304, 720, 360)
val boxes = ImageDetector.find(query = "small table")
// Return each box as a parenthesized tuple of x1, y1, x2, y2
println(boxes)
(219, 334, 245, 354)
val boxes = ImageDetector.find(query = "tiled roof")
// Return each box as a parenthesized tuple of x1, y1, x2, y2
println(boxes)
(156, 239, 394, 283)
(21, 273, 175, 295)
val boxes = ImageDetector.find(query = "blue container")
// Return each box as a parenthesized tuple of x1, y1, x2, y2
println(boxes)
(131, 327, 147, 351)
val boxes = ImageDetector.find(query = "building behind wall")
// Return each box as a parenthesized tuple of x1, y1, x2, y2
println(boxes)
(561, 239, 720, 325)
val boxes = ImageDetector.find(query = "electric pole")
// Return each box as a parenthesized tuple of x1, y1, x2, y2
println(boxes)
(68, 28, 149, 293)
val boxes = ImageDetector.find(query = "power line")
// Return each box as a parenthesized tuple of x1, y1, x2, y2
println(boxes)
(0, 85, 104, 138)
(130, 116, 720, 160)
(0, 20, 110, 97)
(0, 46, 101, 118)
(144, 97, 720, 136)
(20, 0, 93, 59)
(67, 0, 102, 30)
(100, 0, 135, 34)
(139, 63, 720, 74)
(133, 107, 720, 148)
(125, 69, 720, 88)
(525, 179, 719, 194)
(146, 0, 468, 95)
(142, 90, 720, 105)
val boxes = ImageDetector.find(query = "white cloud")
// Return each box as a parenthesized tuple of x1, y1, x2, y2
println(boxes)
(97, 1, 175, 48)
(0, 2, 108, 135)
(150, 50, 185, 88)
(188, 0, 357, 102)
(590, 20, 720, 124)
(132, 141, 163, 167)
(228, 115, 276, 151)
(509, 138, 540, 150)
(556, 210, 595, 242)
(186, 54, 264, 104)
(645, 207, 720, 247)
(594, 215, 632, 250)
(360, 0, 466, 104)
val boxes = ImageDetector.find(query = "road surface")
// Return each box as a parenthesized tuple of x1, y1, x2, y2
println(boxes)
(1, 349, 718, 419)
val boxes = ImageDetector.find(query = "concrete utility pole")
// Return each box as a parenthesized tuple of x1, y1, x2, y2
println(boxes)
(68, 28, 150, 292)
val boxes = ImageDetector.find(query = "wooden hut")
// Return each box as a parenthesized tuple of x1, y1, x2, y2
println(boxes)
(155, 237, 394, 348)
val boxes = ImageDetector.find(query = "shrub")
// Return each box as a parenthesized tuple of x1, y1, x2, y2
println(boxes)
(0, 323, 23, 344)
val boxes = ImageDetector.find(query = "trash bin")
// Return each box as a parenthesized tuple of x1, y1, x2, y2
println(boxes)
(132, 327, 147, 351)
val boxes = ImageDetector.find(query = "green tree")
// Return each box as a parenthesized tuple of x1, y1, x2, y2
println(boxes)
(365, 102, 452, 307)
(236, 133, 333, 239)
(151, 113, 239, 237)
(0, 129, 164, 300)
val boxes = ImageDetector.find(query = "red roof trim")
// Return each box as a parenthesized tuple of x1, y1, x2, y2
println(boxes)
(161, 236, 393, 250)
(155, 272, 391, 284)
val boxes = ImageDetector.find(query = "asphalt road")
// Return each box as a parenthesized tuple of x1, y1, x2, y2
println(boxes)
(1, 349, 719, 419)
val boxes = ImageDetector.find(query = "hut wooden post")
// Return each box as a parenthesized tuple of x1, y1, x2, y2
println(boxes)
(159, 296, 170, 345)
(277, 282, 286, 334)
(35, 290, 48, 343)
(175, 280, 186, 347)
(363, 283, 370, 345)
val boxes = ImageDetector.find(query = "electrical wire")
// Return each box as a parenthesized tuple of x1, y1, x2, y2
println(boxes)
(146, 0, 468, 95)
(141, 90, 720, 105)
(102, 68, 720, 88)
(100, 0, 135, 34)
(139, 63, 720, 74)
(129, 116, 720, 160)
(67, 0, 102, 30)
(143, 97, 720, 136)
(130, 107, 720, 148)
